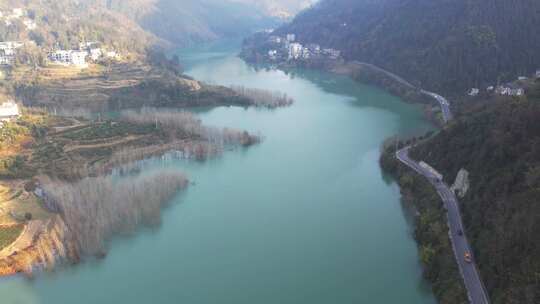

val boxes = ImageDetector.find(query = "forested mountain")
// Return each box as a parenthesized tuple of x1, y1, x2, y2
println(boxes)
(409, 82, 540, 303)
(0, 0, 156, 52)
(274, 0, 540, 94)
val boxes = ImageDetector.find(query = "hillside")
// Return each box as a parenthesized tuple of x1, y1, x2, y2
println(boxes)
(1, 0, 312, 50)
(408, 81, 540, 303)
(272, 0, 540, 94)
(0, 0, 156, 53)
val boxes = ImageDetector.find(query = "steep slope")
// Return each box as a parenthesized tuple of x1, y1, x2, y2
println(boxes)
(273, 0, 540, 94)
(410, 83, 540, 303)
(0, 0, 157, 52)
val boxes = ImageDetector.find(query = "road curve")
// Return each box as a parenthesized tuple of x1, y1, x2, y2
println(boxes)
(349, 61, 453, 123)
(396, 147, 490, 304)
(420, 90, 453, 123)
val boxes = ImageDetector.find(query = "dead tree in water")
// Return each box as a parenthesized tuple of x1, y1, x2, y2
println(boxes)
(230, 85, 294, 108)
(41, 171, 188, 256)
(120, 108, 261, 146)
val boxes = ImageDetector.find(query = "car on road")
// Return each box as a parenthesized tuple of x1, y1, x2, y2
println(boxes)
(464, 252, 472, 263)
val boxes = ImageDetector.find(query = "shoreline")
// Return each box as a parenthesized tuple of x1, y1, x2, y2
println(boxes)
(241, 55, 448, 127)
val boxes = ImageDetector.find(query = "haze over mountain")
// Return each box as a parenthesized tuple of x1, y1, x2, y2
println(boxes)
(275, 0, 540, 94)
(104, 0, 314, 46)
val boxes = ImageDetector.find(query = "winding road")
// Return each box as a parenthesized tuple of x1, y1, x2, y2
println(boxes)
(396, 147, 490, 304)
(350, 61, 453, 123)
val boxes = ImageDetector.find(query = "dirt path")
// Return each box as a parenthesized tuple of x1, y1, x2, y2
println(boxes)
(0, 221, 44, 259)
(63, 135, 144, 152)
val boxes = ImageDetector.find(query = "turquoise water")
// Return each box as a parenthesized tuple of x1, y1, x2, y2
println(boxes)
(1, 43, 436, 304)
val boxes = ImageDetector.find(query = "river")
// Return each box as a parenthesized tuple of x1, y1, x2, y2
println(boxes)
(1, 42, 436, 304)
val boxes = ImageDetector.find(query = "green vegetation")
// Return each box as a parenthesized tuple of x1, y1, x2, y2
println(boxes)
(407, 82, 540, 303)
(272, 0, 540, 94)
(380, 147, 468, 304)
(0, 225, 24, 251)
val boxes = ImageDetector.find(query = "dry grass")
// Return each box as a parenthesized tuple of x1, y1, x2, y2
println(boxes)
(0, 182, 53, 225)
(0, 224, 24, 251)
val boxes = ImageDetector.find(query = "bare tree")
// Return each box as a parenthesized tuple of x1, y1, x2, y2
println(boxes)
(230, 85, 294, 108)
(41, 171, 189, 257)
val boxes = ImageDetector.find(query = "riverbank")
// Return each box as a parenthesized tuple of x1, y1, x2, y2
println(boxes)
(240, 54, 446, 126)
(380, 145, 468, 304)
(0, 107, 261, 277)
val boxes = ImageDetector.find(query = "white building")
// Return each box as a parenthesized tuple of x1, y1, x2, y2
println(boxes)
(302, 47, 311, 59)
(268, 49, 278, 60)
(323, 48, 341, 60)
(49, 50, 88, 67)
(23, 19, 37, 30)
(536, 70, 540, 78)
(495, 85, 524, 96)
(0, 53, 15, 65)
(11, 8, 24, 19)
(307, 44, 321, 55)
(89, 48, 103, 61)
(105, 50, 121, 60)
(0, 101, 20, 122)
(518, 76, 528, 81)
(468, 88, 480, 96)
(269, 36, 282, 44)
(486, 86, 494, 92)
(0, 41, 23, 53)
(286, 34, 296, 42)
(288, 43, 303, 60)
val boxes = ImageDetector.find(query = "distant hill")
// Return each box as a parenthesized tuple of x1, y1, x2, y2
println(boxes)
(104, 0, 282, 46)
(230, 0, 317, 20)
(273, 0, 540, 94)
(102, 0, 314, 47)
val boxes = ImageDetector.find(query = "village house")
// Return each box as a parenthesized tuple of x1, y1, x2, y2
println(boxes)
(468, 88, 480, 96)
(286, 34, 296, 42)
(518, 76, 528, 81)
(302, 47, 311, 60)
(307, 44, 321, 55)
(323, 48, 341, 60)
(536, 70, 540, 78)
(268, 49, 278, 60)
(11, 8, 24, 19)
(495, 84, 524, 96)
(49, 50, 88, 67)
(0, 41, 23, 66)
(105, 50, 121, 60)
(0, 100, 20, 122)
(23, 19, 37, 30)
(486, 86, 494, 92)
(269, 36, 282, 44)
(89, 48, 103, 61)
(288, 43, 303, 60)
(0, 51, 15, 65)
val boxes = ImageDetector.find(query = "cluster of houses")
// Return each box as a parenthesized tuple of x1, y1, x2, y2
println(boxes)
(0, 100, 20, 128)
(467, 70, 540, 97)
(265, 33, 341, 62)
(0, 8, 37, 30)
(48, 42, 121, 68)
(0, 41, 23, 66)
